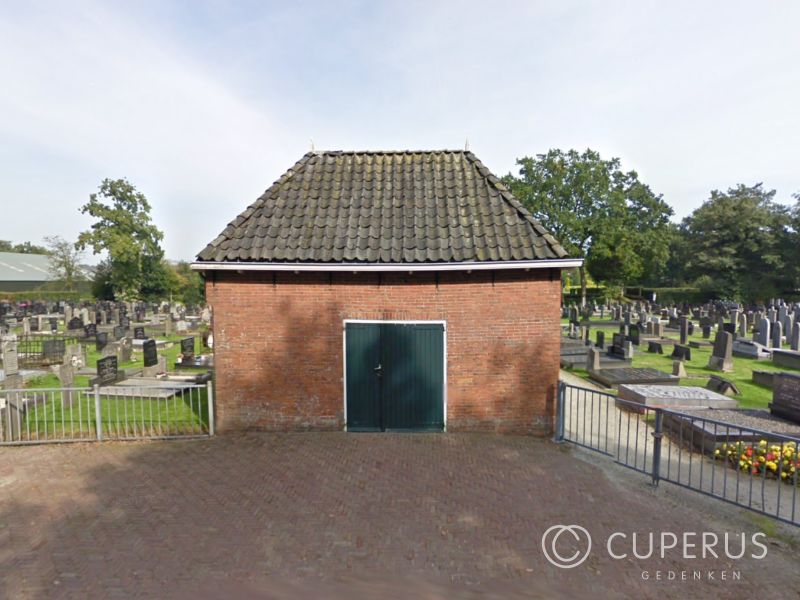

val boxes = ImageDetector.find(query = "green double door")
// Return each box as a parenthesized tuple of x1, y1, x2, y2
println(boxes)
(345, 322, 444, 431)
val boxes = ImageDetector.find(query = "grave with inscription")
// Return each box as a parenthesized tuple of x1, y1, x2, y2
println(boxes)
(92, 356, 124, 386)
(618, 384, 739, 410)
(768, 373, 800, 423)
(134, 326, 147, 340)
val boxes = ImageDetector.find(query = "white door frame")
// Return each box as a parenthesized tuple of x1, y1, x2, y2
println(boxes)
(342, 319, 447, 431)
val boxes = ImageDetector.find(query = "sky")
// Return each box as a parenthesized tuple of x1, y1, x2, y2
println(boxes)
(1, 1, 799, 261)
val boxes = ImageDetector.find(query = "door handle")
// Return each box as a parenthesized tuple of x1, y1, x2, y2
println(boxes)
(373, 363, 382, 376)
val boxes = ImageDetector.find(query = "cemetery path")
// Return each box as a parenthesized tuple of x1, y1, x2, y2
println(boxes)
(2, 435, 800, 599)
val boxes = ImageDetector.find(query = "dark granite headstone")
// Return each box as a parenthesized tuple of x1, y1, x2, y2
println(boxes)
(142, 339, 158, 367)
(84, 323, 97, 338)
(671, 344, 692, 361)
(628, 325, 640, 346)
(67, 317, 83, 330)
(95, 332, 109, 352)
(96, 356, 119, 385)
(133, 326, 146, 340)
(49, 317, 58, 332)
(647, 341, 664, 354)
(180, 336, 195, 360)
(595, 331, 605, 349)
(769, 373, 800, 423)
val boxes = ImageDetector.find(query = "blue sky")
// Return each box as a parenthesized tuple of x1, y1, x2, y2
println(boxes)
(2, 1, 799, 260)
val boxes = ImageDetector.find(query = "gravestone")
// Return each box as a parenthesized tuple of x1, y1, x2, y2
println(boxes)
(142, 355, 167, 378)
(772, 349, 800, 370)
(143, 339, 158, 367)
(628, 325, 640, 346)
(647, 341, 664, 354)
(96, 332, 109, 352)
(113, 326, 126, 341)
(679, 317, 689, 345)
(707, 331, 733, 372)
(706, 375, 739, 396)
(53, 363, 76, 406)
(702, 325, 711, 339)
(732, 339, 770, 360)
(49, 317, 58, 333)
(589, 367, 679, 388)
(67, 317, 83, 331)
(133, 326, 147, 340)
(792, 322, 800, 352)
(757, 317, 771, 346)
(595, 331, 605, 349)
(722, 322, 736, 337)
(84, 323, 97, 338)
(768, 373, 800, 423)
(672, 360, 687, 378)
(165, 317, 173, 335)
(772, 321, 783, 349)
(118, 338, 132, 363)
(586, 347, 601, 371)
(2, 339, 19, 375)
(180, 336, 195, 360)
(96, 356, 119, 386)
(671, 344, 691, 361)
(30, 318, 39, 332)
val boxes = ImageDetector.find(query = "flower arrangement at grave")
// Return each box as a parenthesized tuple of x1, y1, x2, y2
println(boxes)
(715, 440, 800, 484)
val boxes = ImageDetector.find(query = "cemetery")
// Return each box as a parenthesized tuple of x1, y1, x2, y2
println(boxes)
(0, 299, 214, 441)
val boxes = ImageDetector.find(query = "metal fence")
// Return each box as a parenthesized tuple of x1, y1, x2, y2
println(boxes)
(15, 335, 81, 368)
(0, 382, 214, 444)
(556, 382, 800, 526)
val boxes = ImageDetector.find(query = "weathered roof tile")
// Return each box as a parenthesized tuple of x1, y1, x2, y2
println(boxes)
(196, 150, 569, 263)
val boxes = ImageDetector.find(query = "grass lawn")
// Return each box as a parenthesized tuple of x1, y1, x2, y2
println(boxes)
(7, 386, 209, 441)
(561, 318, 799, 409)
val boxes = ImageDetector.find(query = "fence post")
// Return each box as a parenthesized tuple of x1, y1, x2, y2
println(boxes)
(651, 410, 663, 486)
(206, 381, 215, 437)
(94, 385, 103, 441)
(554, 381, 566, 443)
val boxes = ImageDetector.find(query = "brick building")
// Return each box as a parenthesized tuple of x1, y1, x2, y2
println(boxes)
(192, 150, 580, 434)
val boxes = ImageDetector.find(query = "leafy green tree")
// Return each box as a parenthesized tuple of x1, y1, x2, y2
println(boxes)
(0, 240, 50, 254)
(77, 179, 165, 300)
(680, 183, 790, 300)
(168, 261, 205, 305)
(504, 149, 672, 304)
(91, 260, 115, 300)
(43, 235, 85, 291)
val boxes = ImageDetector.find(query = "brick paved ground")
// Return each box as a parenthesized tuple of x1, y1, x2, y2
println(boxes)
(1, 434, 799, 599)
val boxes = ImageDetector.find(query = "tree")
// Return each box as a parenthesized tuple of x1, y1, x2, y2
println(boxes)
(76, 178, 165, 300)
(168, 261, 205, 305)
(680, 183, 790, 300)
(503, 149, 673, 304)
(0, 240, 49, 254)
(44, 235, 85, 291)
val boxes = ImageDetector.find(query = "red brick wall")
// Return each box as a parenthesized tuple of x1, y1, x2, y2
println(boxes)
(205, 269, 561, 435)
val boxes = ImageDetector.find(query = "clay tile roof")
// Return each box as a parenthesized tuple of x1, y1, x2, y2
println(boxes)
(196, 150, 569, 264)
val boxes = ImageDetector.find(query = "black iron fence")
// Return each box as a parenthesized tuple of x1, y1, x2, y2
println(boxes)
(15, 335, 81, 368)
(556, 382, 800, 526)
